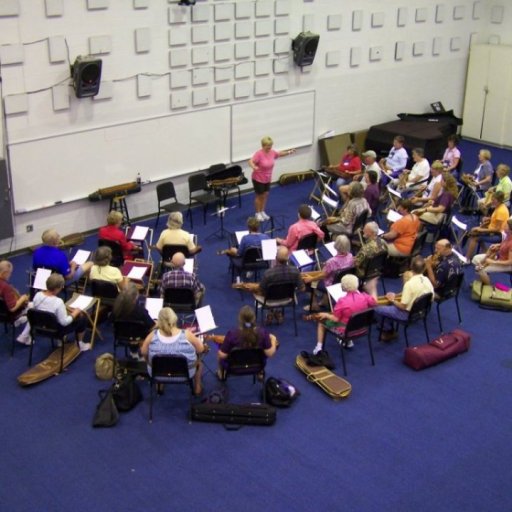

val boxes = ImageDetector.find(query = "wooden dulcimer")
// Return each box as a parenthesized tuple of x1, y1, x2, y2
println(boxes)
(231, 282, 261, 293)
(204, 333, 280, 348)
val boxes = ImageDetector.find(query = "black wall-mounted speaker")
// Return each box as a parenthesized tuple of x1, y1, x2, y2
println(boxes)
(71, 56, 102, 98)
(292, 32, 320, 67)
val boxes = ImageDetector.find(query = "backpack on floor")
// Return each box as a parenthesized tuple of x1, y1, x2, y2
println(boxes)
(265, 377, 300, 407)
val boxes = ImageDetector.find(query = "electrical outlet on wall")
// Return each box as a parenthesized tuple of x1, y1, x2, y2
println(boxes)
(26, 224, 33, 232)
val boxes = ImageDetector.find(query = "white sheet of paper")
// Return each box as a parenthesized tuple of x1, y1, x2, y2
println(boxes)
(387, 209, 402, 222)
(324, 241, 336, 257)
(326, 283, 346, 302)
(195, 305, 217, 334)
(451, 216, 467, 230)
(236, 230, 249, 245)
(310, 207, 320, 221)
(127, 266, 146, 280)
(452, 249, 468, 264)
(322, 194, 338, 209)
(71, 249, 90, 265)
(261, 239, 277, 261)
(68, 294, 94, 310)
(387, 185, 402, 198)
(184, 258, 194, 274)
(292, 249, 314, 268)
(378, 228, 384, 236)
(145, 297, 163, 320)
(33, 268, 52, 290)
(130, 225, 149, 241)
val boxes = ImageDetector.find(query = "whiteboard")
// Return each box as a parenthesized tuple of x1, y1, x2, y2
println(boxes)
(231, 91, 315, 162)
(9, 106, 231, 212)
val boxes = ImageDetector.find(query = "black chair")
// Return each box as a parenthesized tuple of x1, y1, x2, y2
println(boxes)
(0, 299, 17, 357)
(297, 233, 319, 254)
(26, 309, 68, 370)
(155, 181, 187, 229)
(149, 354, 194, 423)
(435, 272, 464, 332)
(98, 239, 124, 267)
(230, 246, 269, 283)
(383, 293, 433, 347)
(187, 173, 217, 225)
(224, 348, 266, 400)
(90, 279, 119, 308)
(113, 320, 150, 376)
(159, 244, 192, 277)
(359, 251, 387, 294)
(254, 282, 298, 336)
(385, 229, 428, 277)
(325, 308, 375, 376)
(349, 209, 370, 248)
(162, 287, 197, 325)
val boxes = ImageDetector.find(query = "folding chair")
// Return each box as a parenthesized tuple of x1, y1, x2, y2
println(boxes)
(450, 215, 469, 253)
(309, 169, 333, 203)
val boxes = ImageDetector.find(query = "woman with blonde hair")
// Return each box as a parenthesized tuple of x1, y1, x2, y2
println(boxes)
(155, 211, 201, 255)
(249, 136, 296, 221)
(98, 210, 140, 260)
(141, 307, 206, 395)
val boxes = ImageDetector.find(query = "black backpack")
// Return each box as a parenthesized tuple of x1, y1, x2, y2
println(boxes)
(265, 377, 300, 407)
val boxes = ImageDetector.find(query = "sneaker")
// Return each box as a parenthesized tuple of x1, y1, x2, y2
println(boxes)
(343, 339, 354, 349)
(78, 341, 92, 352)
(260, 211, 270, 221)
(16, 335, 32, 346)
(255, 212, 264, 221)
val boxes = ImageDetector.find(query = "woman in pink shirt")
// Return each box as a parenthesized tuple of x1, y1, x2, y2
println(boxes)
(312, 274, 376, 353)
(249, 136, 296, 222)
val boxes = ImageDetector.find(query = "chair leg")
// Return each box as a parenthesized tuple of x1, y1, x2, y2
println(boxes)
(455, 297, 462, 324)
(338, 337, 347, 376)
(149, 379, 154, 423)
(292, 304, 298, 336)
(403, 326, 410, 347)
(436, 303, 443, 332)
(59, 340, 65, 373)
(423, 318, 430, 342)
(367, 327, 375, 366)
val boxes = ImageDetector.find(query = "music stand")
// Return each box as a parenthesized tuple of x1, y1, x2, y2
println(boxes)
(206, 205, 235, 240)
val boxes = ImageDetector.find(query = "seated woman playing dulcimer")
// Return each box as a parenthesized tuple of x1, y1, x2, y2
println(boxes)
(306, 274, 376, 353)
(210, 305, 278, 381)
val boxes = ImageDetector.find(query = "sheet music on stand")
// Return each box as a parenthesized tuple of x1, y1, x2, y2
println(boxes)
(326, 283, 346, 303)
(130, 226, 149, 241)
(292, 249, 314, 268)
(310, 206, 321, 221)
(386, 209, 403, 222)
(261, 239, 277, 261)
(71, 249, 91, 265)
(67, 294, 95, 310)
(324, 241, 336, 257)
(235, 230, 249, 245)
(145, 297, 163, 320)
(127, 266, 147, 280)
(184, 258, 194, 274)
(33, 268, 52, 290)
(195, 305, 218, 334)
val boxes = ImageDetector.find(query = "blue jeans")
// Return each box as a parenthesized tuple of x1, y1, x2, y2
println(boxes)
(375, 305, 408, 331)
